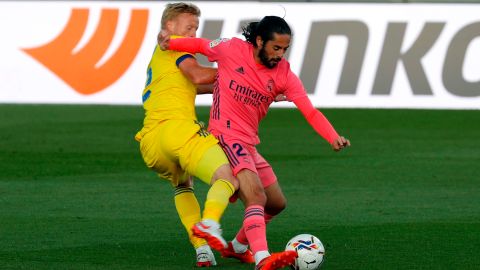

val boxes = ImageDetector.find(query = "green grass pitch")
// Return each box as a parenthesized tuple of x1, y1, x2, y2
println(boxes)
(0, 104, 479, 269)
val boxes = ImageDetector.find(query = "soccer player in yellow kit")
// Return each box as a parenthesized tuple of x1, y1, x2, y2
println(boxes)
(134, 3, 239, 267)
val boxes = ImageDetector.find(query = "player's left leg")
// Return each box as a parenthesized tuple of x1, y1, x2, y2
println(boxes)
(173, 178, 217, 267)
(264, 182, 287, 216)
(190, 145, 238, 251)
(195, 244, 217, 267)
(258, 154, 286, 218)
(174, 178, 203, 247)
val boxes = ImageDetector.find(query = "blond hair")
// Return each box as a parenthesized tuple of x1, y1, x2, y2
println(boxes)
(161, 2, 201, 30)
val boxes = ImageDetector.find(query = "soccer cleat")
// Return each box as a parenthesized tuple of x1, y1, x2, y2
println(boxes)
(192, 219, 228, 252)
(255, 250, 297, 270)
(221, 242, 255, 264)
(196, 246, 217, 267)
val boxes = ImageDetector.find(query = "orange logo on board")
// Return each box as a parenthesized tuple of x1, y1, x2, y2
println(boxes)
(23, 8, 149, 95)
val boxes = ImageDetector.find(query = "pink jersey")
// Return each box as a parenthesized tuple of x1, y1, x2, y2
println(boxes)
(202, 38, 307, 145)
(168, 36, 340, 146)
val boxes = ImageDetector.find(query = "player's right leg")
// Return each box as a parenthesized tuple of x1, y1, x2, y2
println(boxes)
(230, 182, 291, 269)
(216, 136, 295, 269)
(190, 170, 235, 252)
(181, 123, 239, 252)
(237, 171, 297, 270)
(255, 250, 298, 270)
(236, 169, 270, 264)
(217, 137, 271, 264)
(229, 158, 286, 257)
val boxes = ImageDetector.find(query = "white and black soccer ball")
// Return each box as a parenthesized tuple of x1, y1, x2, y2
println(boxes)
(285, 234, 325, 270)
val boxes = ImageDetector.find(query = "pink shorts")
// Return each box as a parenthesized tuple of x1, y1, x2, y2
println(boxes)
(216, 134, 277, 188)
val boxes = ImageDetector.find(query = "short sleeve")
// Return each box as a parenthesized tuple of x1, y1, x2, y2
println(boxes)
(175, 54, 194, 67)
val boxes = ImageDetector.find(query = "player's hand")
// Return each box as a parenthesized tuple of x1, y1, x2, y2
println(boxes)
(157, 30, 170, 50)
(332, 136, 350, 152)
(274, 94, 287, 102)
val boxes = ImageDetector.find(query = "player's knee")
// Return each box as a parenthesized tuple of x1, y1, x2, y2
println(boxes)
(212, 164, 239, 190)
(266, 199, 286, 216)
(240, 185, 267, 206)
(236, 169, 267, 206)
(252, 186, 267, 205)
(230, 176, 240, 190)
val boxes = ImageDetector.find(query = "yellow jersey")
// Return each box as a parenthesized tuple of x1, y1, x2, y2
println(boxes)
(135, 40, 197, 141)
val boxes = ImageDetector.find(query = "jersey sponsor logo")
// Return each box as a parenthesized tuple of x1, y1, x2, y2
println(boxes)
(22, 8, 148, 95)
(229, 79, 273, 107)
(209, 37, 229, 48)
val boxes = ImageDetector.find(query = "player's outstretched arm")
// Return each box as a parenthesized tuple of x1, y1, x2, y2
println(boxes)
(293, 96, 350, 152)
(158, 30, 211, 56)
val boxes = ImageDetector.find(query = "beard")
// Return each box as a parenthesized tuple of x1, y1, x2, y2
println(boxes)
(259, 46, 281, 69)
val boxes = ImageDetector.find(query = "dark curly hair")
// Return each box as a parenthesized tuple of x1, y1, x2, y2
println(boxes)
(242, 16, 291, 47)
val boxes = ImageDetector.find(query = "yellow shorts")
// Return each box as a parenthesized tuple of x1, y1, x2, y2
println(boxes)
(138, 119, 229, 186)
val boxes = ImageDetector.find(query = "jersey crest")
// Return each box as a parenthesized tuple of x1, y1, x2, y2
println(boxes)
(266, 79, 275, 92)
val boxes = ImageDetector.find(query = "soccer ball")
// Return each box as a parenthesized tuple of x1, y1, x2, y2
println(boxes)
(285, 234, 325, 270)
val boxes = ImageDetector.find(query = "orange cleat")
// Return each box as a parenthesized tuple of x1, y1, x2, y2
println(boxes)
(192, 220, 227, 252)
(255, 250, 297, 270)
(221, 242, 255, 264)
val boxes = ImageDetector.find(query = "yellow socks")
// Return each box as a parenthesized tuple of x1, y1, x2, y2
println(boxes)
(202, 179, 235, 222)
(174, 186, 206, 248)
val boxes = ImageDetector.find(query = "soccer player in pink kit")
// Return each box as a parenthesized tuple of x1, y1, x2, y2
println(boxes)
(159, 16, 350, 270)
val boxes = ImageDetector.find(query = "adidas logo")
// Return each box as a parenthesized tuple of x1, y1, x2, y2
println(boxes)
(235, 66, 245, 74)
